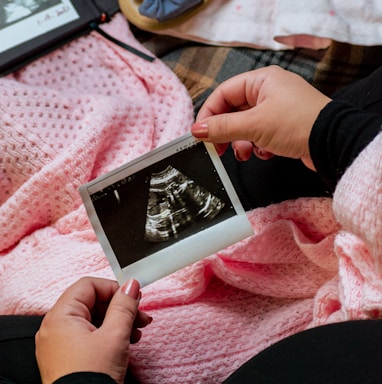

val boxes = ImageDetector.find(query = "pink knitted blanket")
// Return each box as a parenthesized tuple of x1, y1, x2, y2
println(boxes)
(1, 14, 382, 384)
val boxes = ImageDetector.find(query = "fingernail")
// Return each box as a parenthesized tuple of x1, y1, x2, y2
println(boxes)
(234, 148, 243, 162)
(191, 121, 209, 138)
(122, 279, 140, 300)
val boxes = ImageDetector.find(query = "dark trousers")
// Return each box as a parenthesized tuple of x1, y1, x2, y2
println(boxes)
(224, 320, 382, 384)
(2, 317, 382, 384)
(0, 316, 42, 384)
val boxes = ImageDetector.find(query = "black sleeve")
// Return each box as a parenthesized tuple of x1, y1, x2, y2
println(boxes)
(53, 372, 117, 384)
(309, 100, 382, 192)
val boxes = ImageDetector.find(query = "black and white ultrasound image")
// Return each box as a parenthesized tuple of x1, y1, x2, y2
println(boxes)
(0, 0, 61, 29)
(91, 141, 236, 269)
(144, 165, 225, 242)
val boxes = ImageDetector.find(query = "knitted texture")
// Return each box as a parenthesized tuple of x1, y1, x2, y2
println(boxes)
(0, 14, 194, 313)
(1, 13, 382, 384)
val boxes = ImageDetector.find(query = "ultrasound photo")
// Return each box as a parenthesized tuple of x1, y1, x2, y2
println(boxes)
(0, 0, 61, 29)
(80, 134, 253, 286)
(88, 139, 235, 266)
(144, 165, 225, 242)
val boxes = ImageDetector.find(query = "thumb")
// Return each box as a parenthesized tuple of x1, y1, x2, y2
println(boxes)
(101, 279, 140, 339)
(192, 110, 256, 143)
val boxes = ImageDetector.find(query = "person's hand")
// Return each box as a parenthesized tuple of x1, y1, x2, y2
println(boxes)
(191, 65, 332, 170)
(35, 277, 152, 384)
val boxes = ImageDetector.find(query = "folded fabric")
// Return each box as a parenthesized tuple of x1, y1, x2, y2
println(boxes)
(122, 0, 382, 50)
(139, 0, 203, 22)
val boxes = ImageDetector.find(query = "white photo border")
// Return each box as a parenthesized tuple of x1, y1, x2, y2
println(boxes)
(80, 133, 253, 287)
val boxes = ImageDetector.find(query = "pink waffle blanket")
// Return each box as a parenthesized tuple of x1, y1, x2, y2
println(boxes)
(1, 14, 382, 384)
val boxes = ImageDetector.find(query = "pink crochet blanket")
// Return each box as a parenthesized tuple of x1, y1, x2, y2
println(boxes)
(1, 14, 382, 384)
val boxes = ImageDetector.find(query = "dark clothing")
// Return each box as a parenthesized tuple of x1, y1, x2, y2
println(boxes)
(53, 372, 117, 384)
(224, 320, 382, 384)
(0, 316, 42, 384)
(221, 147, 330, 210)
(309, 65, 382, 191)
(310, 100, 382, 191)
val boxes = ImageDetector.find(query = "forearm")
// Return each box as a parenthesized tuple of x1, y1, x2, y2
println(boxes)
(309, 100, 382, 191)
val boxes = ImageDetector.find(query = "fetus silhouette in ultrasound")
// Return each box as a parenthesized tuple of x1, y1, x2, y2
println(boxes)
(144, 165, 225, 242)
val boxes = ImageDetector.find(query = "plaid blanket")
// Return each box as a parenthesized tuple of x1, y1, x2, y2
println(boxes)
(134, 26, 382, 113)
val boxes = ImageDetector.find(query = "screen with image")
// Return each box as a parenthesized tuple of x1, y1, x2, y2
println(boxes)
(0, 0, 79, 53)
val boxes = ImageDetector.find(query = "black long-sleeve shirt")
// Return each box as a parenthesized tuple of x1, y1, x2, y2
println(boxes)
(53, 372, 117, 383)
(310, 100, 382, 192)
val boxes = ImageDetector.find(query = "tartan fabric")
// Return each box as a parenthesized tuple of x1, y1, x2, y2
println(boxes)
(161, 46, 325, 113)
(134, 27, 382, 113)
(312, 42, 382, 96)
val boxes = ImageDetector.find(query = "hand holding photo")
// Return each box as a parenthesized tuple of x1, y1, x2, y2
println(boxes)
(80, 133, 253, 287)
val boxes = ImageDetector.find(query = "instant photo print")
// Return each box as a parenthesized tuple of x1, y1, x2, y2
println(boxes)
(80, 133, 253, 287)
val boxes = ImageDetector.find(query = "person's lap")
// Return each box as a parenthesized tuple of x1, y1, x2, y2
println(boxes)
(2, 316, 382, 384)
(223, 319, 382, 384)
(221, 149, 330, 210)
(0, 316, 42, 384)
(1, 66, 382, 383)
